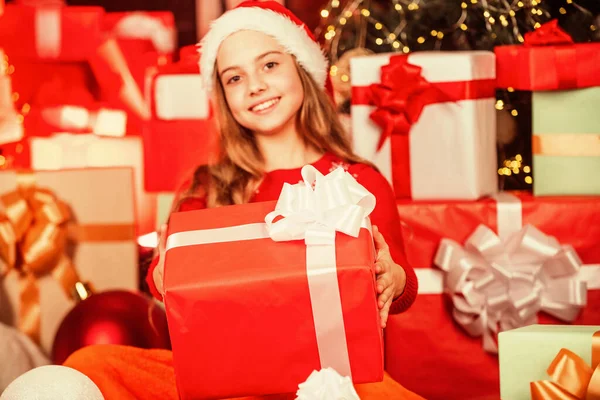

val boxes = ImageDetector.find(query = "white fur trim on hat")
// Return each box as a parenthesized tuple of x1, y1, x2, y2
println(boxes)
(199, 6, 329, 91)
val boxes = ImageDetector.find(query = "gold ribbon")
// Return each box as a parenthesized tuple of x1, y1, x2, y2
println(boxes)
(533, 134, 600, 157)
(531, 331, 600, 399)
(0, 171, 136, 343)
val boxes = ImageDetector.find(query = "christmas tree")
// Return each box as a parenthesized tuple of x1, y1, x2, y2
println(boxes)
(316, 0, 599, 190)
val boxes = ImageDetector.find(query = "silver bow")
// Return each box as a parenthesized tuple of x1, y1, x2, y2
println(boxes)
(434, 224, 587, 353)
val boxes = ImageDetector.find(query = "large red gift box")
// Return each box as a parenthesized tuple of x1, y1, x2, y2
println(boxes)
(385, 192, 600, 400)
(1, 5, 148, 131)
(141, 119, 216, 192)
(0, 5, 103, 61)
(103, 11, 176, 93)
(396, 192, 600, 270)
(143, 50, 215, 192)
(495, 20, 600, 91)
(164, 200, 383, 399)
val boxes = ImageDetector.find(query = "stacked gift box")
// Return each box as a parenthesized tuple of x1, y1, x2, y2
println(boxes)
(0, 3, 195, 377)
(495, 20, 600, 197)
(348, 22, 600, 399)
(0, 168, 139, 355)
(1, 2, 599, 397)
(0, 5, 197, 236)
(142, 44, 216, 194)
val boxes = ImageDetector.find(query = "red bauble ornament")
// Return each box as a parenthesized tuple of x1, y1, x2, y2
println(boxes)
(51, 290, 171, 365)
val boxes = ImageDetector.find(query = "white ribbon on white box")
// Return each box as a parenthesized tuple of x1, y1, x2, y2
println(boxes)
(166, 165, 376, 380)
(416, 192, 600, 352)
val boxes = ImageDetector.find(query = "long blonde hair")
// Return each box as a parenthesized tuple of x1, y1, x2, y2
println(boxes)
(173, 59, 368, 211)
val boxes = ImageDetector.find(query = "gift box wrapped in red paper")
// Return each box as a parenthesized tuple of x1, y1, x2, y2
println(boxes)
(164, 167, 383, 399)
(141, 118, 216, 192)
(103, 11, 176, 92)
(385, 192, 600, 400)
(0, 4, 103, 61)
(495, 20, 600, 92)
(0, 5, 149, 129)
(143, 48, 214, 192)
(24, 104, 127, 138)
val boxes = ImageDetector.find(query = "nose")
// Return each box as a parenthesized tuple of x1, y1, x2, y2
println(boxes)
(248, 73, 267, 96)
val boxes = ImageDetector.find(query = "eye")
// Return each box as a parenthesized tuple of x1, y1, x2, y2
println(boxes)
(226, 75, 241, 85)
(264, 61, 278, 70)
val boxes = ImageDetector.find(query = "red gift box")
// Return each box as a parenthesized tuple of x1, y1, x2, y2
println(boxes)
(397, 192, 600, 269)
(103, 11, 176, 55)
(9, 59, 98, 111)
(103, 12, 176, 93)
(0, 5, 103, 61)
(143, 56, 214, 192)
(6, 38, 147, 133)
(24, 105, 127, 138)
(164, 199, 383, 399)
(384, 192, 600, 400)
(495, 20, 600, 91)
(141, 119, 216, 192)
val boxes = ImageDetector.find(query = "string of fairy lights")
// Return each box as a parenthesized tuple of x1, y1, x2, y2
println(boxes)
(0, 52, 26, 170)
(316, 0, 598, 186)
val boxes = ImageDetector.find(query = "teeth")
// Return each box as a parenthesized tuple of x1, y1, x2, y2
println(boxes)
(252, 98, 279, 112)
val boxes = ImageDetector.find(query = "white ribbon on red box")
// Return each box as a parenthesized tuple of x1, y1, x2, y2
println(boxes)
(417, 192, 600, 353)
(113, 12, 176, 54)
(166, 165, 376, 379)
(35, 6, 62, 59)
(41, 106, 127, 137)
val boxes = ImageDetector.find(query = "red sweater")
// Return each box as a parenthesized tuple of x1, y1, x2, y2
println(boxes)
(146, 152, 418, 314)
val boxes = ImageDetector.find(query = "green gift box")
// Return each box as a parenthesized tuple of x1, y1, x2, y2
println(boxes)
(498, 324, 600, 400)
(532, 87, 600, 196)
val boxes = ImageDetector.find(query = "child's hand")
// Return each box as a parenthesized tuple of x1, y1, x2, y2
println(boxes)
(373, 225, 406, 328)
(152, 224, 168, 297)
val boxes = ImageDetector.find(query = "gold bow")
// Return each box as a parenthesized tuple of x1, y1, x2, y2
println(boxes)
(531, 331, 600, 399)
(0, 172, 81, 344)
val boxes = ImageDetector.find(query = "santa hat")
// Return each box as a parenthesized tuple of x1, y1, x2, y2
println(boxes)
(199, 1, 330, 93)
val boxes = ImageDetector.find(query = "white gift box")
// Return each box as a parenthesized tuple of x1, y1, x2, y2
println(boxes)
(30, 133, 158, 235)
(0, 168, 138, 355)
(350, 51, 498, 200)
(153, 74, 209, 120)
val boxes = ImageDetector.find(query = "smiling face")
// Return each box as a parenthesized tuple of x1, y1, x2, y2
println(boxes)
(215, 30, 305, 137)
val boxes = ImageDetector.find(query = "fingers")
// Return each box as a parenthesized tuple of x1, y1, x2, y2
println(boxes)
(375, 256, 392, 275)
(377, 278, 395, 308)
(372, 225, 389, 253)
(380, 296, 393, 328)
(376, 271, 390, 294)
(375, 260, 387, 275)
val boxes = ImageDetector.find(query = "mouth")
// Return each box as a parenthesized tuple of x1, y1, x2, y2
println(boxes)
(249, 97, 281, 113)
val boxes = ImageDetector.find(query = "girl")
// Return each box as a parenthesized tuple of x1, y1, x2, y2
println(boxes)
(62, 2, 421, 399)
